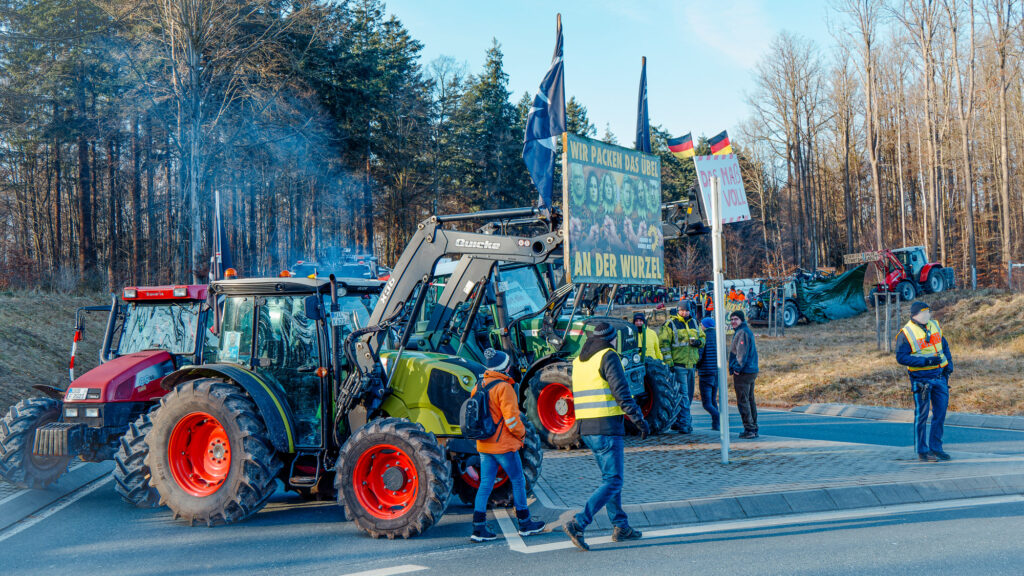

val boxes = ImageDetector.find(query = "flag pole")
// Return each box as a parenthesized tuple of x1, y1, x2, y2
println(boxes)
(711, 175, 730, 465)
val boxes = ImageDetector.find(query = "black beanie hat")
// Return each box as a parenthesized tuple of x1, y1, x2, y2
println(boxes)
(591, 322, 615, 340)
(633, 312, 645, 322)
(730, 310, 746, 323)
(910, 301, 930, 317)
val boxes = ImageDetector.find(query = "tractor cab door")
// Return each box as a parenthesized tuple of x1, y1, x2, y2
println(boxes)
(907, 249, 925, 278)
(254, 296, 323, 448)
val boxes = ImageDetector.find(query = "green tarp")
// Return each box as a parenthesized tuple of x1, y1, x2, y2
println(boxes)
(795, 264, 867, 323)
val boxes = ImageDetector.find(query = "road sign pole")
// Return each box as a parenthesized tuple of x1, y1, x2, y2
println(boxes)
(711, 176, 729, 465)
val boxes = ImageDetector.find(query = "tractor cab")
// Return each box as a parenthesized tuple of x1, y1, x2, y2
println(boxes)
(893, 246, 927, 278)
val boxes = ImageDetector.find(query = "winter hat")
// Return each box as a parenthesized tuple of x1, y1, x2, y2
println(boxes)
(910, 301, 930, 317)
(590, 322, 616, 341)
(668, 307, 679, 316)
(730, 310, 746, 323)
(702, 317, 715, 329)
(483, 348, 511, 372)
(633, 312, 646, 323)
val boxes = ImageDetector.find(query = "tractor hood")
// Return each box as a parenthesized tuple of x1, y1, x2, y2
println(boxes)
(64, 350, 175, 404)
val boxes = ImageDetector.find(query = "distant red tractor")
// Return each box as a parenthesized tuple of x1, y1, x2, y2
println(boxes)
(846, 246, 956, 303)
(0, 285, 212, 506)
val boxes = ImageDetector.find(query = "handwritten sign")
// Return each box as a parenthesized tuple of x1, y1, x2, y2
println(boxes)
(693, 154, 750, 224)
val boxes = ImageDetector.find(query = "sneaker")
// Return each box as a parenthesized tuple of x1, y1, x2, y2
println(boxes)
(930, 451, 951, 461)
(470, 523, 497, 542)
(738, 431, 753, 439)
(918, 453, 934, 462)
(612, 525, 643, 542)
(563, 519, 589, 551)
(518, 518, 546, 536)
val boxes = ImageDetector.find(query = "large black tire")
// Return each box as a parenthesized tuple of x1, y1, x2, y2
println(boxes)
(927, 270, 945, 293)
(113, 410, 160, 508)
(897, 281, 916, 302)
(524, 363, 582, 450)
(0, 397, 71, 489)
(145, 379, 282, 526)
(627, 360, 681, 435)
(783, 300, 800, 328)
(337, 418, 451, 539)
(451, 414, 543, 508)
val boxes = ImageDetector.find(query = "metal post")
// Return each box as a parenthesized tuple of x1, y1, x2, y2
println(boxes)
(874, 292, 882, 350)
(884, 294, 891, 352)
(711, 177, 729, 464)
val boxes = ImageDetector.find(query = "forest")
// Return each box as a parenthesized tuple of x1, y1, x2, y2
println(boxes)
(1, 0, 1022, 291)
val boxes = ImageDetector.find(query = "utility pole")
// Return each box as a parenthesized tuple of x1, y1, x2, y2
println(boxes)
(711, 176, 730, 464)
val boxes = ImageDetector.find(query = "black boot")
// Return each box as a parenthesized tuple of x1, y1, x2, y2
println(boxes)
(470, 511, 496, 542)
(516, 507, 545, 536)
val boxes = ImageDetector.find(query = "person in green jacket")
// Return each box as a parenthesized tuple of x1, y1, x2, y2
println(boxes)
(658, 307, 705, 433)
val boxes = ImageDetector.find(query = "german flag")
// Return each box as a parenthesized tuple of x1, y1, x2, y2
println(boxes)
(668, 133, 695, 159)
(709, 130, 733, 155)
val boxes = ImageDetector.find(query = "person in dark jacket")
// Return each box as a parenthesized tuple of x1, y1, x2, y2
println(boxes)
(728, 310, 759, 439)
(695, 317, 720, 430)
(895, 301, 955, 461)
(563, 322, 648, 551)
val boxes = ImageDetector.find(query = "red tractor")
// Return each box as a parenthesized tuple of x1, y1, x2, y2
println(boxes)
(0, 284, 212, 507)
(846, 246, 956, 303)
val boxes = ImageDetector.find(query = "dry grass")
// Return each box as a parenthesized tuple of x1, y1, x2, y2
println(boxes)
(0, 291, 106, 410)
(755, 289, 1024, 416)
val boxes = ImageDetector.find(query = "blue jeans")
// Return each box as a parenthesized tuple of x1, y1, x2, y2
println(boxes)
(698, 372, 720, 429)
(575, 435, 629, 530)
(912, 377, 949, 454)
(474, 450, 529, 514)
(672, 366, 695, 429)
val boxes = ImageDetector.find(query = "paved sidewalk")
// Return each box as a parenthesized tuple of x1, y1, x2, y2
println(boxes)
(794, 403, 1024, 431)
(535, 429, 1024, 530)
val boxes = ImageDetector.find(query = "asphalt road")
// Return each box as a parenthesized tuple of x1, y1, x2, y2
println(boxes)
(1, 411, 1022, 576)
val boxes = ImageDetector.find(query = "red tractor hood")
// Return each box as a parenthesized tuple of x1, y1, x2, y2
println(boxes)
(64, 350, 175, 404)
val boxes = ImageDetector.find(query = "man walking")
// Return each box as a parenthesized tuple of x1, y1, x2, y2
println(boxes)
(695, 317, 720, 430)
(563, 322, 649, 551)
(728, 310, 759, 439)
(659, 307, 705, 433)
(896, 301, 954, 462)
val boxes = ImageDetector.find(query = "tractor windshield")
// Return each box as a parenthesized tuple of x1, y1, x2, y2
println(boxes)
(118, 302, 201, 356)
(499, 266, 547, 319)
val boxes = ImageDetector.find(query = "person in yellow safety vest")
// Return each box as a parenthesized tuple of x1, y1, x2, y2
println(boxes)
(632, 312, 662, 361)
(563, 322, 648, 551)
(658, 307, 705, 434)
(895, 301, 954, 462)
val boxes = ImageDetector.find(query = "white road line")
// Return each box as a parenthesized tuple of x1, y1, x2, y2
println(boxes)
(0, 476, 113, 544)
(530, 478, 562, 510)
(339, 565, 428, 576)
(0, 489, 28, 508)
(497, 494, 1024, 554)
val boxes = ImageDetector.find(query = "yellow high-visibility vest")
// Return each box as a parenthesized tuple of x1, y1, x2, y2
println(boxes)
(571, 349, 625, 420)
(900, 320, 949, 371)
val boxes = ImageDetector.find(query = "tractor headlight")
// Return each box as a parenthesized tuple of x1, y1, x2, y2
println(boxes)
(621, 357, 629, 369)
(84, 408, 99, 418)
(123, 288, 137, 299)
(65, 407, 78, 418)
(173, 286, 187, 297)
(633, 353, 642, 364)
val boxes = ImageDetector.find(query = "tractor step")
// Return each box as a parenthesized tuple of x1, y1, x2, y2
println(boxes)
(33, 422, 85, 457)
(288, 476, 318, 487)
(287, 451, 322, 488)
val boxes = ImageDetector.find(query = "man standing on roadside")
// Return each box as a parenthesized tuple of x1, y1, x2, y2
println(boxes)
(896, 301, 954, 462)
(728, 310, 759, 439)
(695, 317, 720, 431)
(563, 322, 648, 551)
(659, 307, 705, 434)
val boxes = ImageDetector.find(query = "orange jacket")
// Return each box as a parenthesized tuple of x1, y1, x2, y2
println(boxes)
(473, 371, 526, 454)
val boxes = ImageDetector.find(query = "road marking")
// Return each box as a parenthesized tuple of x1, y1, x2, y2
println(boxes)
(497, 494, 1024, 554)
(339, 565, 428, 576)
(0, 489, 28, 508)
(0, 476, 113, 544)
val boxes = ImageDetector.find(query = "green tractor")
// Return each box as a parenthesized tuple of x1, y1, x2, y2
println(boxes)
(145, 208, 558, 538)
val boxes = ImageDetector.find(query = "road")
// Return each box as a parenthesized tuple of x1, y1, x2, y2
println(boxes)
(1, 410, 1022, 576)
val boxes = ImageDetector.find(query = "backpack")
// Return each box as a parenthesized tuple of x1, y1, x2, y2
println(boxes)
(460, 379, 500, 440)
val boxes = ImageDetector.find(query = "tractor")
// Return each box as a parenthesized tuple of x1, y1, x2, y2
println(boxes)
(0, 284, 211, 507)
(144, 208, 558, 538)
(846, 246, 956, 303)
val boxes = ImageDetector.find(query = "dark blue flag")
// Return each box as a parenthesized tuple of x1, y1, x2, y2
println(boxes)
(523, 15, 566, 213)
(636, 57, 651, 153)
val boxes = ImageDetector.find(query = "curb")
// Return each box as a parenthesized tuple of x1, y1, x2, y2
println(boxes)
(535, 472, 1024, 531)
(0, 462, 113, 532)
(792, 403, 1024, 431)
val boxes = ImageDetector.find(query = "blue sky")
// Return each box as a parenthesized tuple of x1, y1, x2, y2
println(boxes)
(385, 0, 835, 145)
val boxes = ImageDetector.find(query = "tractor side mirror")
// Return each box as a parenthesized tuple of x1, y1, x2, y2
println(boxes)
(304, 295, 324, 321)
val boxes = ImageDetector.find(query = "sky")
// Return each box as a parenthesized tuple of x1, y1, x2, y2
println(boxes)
(385, 0, 836, 145)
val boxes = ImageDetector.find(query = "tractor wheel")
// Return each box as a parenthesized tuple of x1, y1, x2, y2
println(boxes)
(337, 418, 451, 539)
(897, 281, 916, 302)
(113, 410, 160, 507)
(144, 379, 282, 526)
(0, 397, 71, 489)
(524, 364, 581, 450)
(783, 301, 800, 328)
(927, 270, 945, 293)
(627, 360, 681, 435)
(451, 414, 543, 508)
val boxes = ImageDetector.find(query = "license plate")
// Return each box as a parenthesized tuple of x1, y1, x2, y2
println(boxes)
(627, 372, 646, 397)
(65, 388, 88, 401)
